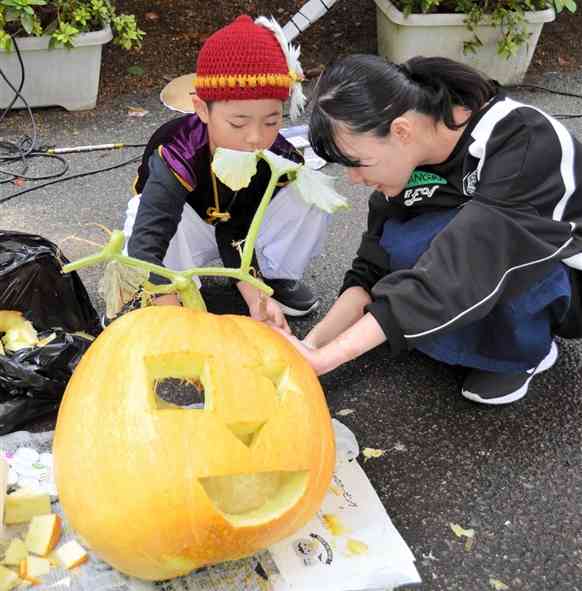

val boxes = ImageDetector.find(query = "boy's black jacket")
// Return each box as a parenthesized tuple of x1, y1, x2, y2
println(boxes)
(128, 115, 303, 283)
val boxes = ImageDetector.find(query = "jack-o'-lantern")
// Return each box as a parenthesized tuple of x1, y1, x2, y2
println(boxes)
(52, 306, 335, 581)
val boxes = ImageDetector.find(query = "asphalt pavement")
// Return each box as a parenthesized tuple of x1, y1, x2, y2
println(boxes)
(1, 72, 582, 590)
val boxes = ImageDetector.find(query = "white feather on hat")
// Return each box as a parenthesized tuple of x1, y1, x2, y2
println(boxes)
(255, 16, 306, 120)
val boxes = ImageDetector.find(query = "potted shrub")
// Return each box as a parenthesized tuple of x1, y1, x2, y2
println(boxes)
(373, 0, 575, 84)
(0, 0, 144, 110)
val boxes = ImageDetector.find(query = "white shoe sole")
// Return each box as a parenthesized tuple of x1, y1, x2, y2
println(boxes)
(273, 299, 320, 318)
(461, 341, 559, 406)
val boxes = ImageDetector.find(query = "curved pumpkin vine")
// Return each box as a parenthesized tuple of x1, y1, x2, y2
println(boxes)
(62, 148, 348, 312)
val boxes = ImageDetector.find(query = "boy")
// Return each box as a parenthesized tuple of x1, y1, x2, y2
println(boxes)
(121, 15, 330, 330)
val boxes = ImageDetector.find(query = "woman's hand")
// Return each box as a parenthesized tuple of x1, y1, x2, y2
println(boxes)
(274, 312, 388, 376)
(303, 286, 372, 348)
(272, 328, 332, 375)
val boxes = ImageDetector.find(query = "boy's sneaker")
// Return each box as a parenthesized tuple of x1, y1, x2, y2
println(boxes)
(461, 341, 559, 405)
(100, 298, 144, 329)
(266, 279, 320, 317)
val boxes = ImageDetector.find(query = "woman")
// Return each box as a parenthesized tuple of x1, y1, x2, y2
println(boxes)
(281, 55, 582, 405)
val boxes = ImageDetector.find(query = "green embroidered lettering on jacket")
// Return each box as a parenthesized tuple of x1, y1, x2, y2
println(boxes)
(405, 171, 448, 188)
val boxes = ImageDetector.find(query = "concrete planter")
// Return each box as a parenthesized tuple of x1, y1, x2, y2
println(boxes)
(0, 26, 112, 111)
(374, 0, 555, 84)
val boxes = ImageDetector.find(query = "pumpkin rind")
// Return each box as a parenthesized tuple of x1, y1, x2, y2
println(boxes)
(52, 307, 335, 580)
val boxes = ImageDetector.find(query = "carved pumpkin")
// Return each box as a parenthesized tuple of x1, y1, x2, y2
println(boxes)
(52, 307, 335, 581)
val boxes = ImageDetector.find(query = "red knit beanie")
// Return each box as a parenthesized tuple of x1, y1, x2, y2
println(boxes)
(194, 15, 305, 117)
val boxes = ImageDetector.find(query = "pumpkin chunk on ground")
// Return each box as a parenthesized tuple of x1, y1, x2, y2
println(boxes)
(54, 540, 88, 569)
(2, 538, 27, 566)
(25, 514, 61, 556)
(4, 491, 51, 525)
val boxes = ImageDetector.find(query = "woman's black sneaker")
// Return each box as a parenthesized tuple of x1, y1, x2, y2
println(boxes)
(266, 279, 320, 317)
(461, 341, 558, 405)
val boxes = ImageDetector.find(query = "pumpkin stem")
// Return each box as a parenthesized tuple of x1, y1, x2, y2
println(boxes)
(239, 155, 282, 274)
(61, 226, 274, 311)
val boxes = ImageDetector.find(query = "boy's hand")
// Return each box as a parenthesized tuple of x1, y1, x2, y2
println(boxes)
(153, 293, 180, 306)
(250, 296, 290, 333)
(237, 280, 290, 332)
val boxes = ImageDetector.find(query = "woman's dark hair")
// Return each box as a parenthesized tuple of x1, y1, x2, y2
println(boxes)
(309, 55, 498, 167)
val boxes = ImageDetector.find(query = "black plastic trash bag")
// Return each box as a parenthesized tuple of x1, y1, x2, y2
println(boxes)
(0, 331, 95, 434)
(0, 231, 101, 334)
(0, 231, 101, 434)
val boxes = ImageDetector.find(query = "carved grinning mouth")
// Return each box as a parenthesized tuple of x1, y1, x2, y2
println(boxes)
(199, 470, 309, 521)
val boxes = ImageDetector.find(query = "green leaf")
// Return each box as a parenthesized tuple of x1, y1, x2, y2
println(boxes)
(261, 150, 302, 179)
(127, 65, 144, 76)
(293, 166, 349, 213)
(212, 148, 258, 191)
(21, 11, 32, 33)
(0, 30, 13, 51)
(4, 8, 19, 21)
(0, 0, 145, 51)
(564, 0, 577, 11)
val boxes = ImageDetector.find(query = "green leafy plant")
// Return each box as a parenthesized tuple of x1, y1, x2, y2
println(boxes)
(0, 0, 144, 51)
(394, 0, 576, 58)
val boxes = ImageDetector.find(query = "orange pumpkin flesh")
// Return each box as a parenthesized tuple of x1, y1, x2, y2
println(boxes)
(52, 307, 335, 580)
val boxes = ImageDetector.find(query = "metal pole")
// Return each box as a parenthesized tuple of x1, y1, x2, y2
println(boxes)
(282, 0, 341, 41)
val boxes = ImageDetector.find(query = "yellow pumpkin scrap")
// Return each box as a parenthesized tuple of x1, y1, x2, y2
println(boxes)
(53, 307, 335, 581)
(0, 565, 19, 591)
(2, 538, 27, 566)
(4, 491, 51, 525)
(0, 311, 38, 353)
(362, 447, 386, 462)
(346, 538, 368, 556)
(322, 514, 347, 536)
(449, 523, 475, 539)
(54, 540, 88, 570)
(25, 514, 61, 556)
(24, 555, 50, 579)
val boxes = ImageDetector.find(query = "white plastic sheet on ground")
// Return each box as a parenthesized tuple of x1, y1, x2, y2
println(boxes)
(0, 421, 420, 591)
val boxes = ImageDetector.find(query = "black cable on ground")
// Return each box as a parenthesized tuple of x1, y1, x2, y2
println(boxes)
(0, 154, 142, 205)
(0, 36, 70, 184)
(0, 34, 147, 204)
(505, 83, 582, 119)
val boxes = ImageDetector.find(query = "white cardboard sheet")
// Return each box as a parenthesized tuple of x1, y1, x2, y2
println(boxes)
(0, 421, 420, 590)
